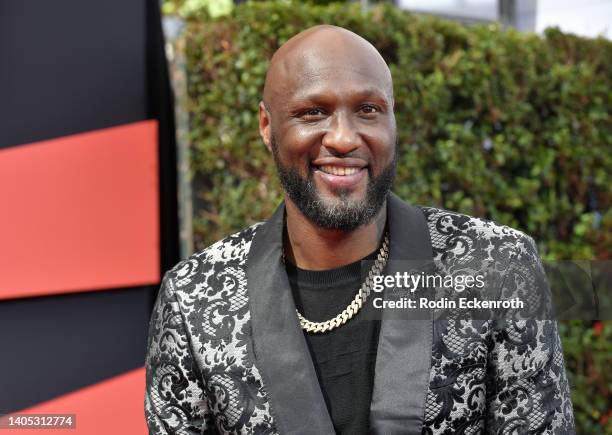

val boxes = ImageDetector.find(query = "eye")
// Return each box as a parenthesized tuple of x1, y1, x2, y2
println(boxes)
(360, 104, 381, 114)
(303, 108, 325, 117)
(297, 107, 327, 121)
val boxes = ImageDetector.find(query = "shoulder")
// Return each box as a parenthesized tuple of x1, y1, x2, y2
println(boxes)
(163, 222, 265, 296)
(417, 205, 538, 261)
(153, 223, 265, 345)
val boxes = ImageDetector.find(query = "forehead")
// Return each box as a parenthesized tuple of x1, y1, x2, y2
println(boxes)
(287, 66, 391, 104)
(266, 33, 393, 107)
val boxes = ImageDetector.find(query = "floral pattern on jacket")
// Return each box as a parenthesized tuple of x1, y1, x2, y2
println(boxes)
(145, 206, 575, 434)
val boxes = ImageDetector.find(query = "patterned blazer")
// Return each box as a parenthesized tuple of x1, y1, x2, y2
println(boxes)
(145, 193, 575, 434)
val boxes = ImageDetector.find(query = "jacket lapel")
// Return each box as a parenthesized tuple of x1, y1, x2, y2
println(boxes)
(246, 202, 336, 435)
(247, 194, 434, 434)
(369, 193, 434, 434)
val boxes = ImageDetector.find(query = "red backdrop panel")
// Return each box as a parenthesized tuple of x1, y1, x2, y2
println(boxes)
(0, 121, 160, 300)
(6, 367, 147, 434)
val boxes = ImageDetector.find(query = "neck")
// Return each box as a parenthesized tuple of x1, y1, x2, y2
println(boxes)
(283, 198, 387, 270)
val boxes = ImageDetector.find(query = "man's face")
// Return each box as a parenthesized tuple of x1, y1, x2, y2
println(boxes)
(262, 36, 397, 231)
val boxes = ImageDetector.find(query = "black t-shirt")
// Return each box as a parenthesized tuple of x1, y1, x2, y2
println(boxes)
(286, 251, 381, 435)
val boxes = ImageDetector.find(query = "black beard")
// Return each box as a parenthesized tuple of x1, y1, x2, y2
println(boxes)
(271, 137, 396, 232)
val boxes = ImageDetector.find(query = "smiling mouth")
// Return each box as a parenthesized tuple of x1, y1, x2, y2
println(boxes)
(316, 165, 365, 176)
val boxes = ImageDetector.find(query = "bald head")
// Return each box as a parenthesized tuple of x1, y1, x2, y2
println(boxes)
(257, 25, 397, 233)
(262, 25, 393, 110)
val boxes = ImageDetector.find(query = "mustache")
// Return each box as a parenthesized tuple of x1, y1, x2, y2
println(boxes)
(270, 134, 399, 191)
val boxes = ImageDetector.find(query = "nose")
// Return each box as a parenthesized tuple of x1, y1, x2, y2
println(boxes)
(321, 112, 361, 155)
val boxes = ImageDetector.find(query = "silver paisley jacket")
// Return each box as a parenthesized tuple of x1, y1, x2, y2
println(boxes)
(145, 193, 575, 434)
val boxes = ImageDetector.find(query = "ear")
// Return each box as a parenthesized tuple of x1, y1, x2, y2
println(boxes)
(258, 101, 272, 153)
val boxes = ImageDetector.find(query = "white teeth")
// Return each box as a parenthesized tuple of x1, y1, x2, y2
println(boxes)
(319, 165, 361, 176)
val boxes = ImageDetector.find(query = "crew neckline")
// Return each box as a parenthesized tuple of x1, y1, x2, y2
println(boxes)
(285, 248, 378, 289)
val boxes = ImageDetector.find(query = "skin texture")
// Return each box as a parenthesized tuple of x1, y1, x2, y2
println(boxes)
(258, 25, 396, 270)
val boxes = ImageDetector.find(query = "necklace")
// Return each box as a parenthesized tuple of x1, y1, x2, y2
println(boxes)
(285, 232, 390, 334)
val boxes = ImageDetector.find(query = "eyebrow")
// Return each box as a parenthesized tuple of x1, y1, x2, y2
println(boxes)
(291, 87, 391, 104)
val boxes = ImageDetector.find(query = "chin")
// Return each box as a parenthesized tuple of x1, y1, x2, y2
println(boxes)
(317, 190, 367, 208)
(315, 181, 368, 201)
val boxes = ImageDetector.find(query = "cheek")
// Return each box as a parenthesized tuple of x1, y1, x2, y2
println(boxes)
(364, 132, 396, 165)
(277, 127, 322, 161)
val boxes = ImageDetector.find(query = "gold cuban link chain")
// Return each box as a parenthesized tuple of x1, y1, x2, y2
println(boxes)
(293, 233, 389, 333)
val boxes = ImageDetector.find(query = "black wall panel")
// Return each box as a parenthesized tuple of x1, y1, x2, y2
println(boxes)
(0, 287, 154, 414)
(0, 0, 147, 148)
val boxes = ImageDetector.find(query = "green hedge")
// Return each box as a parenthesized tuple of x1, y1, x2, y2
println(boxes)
(181, 2, 611, 432)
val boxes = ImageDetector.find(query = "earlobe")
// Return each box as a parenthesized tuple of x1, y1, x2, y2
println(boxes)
(258, 101, 272, 153)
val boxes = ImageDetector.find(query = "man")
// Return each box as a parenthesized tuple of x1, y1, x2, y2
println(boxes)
(145, 25, 574, 434)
